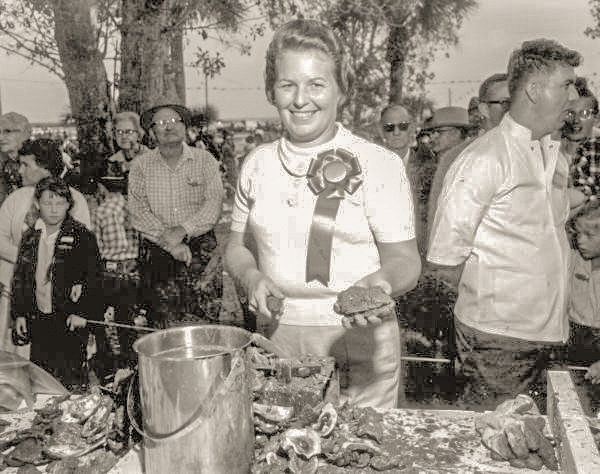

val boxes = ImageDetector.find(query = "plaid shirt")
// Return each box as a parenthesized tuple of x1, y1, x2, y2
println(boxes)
(128, 143, 224, 244)
(92, 193, 139, 260)
(571, 137, 600, 201)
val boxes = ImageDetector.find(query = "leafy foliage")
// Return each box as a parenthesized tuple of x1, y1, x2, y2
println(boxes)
(262, 0, 477, 129)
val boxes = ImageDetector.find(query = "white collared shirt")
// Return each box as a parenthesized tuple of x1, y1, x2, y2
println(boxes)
(400, 148, 411, 167)
(34, 219, 59, 314)
(427, 114, 570, 342)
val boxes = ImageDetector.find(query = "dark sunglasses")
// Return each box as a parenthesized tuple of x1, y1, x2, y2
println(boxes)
(485, 98, 511, 110)
(382, 122, 410, 133)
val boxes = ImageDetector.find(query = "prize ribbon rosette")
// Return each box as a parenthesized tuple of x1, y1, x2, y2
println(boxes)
(305, 148, 362, 286)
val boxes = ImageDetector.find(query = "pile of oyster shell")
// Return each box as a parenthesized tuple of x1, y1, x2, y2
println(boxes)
(253, 401, 404, 473)
(0, 386, 131, 472)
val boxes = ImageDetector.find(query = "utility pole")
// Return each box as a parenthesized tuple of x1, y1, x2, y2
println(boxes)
(204, 72, 209, 113)
(448, 87, 452, 106)
(112, 40, 119, 104)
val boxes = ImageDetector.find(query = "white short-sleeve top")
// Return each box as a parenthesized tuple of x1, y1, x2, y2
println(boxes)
(231, 124, 415, 326)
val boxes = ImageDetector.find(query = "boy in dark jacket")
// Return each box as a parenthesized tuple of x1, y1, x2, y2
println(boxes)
(12, 177, 101, 388)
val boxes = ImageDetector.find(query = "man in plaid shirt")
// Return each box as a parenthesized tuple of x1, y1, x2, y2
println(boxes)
(92, 176, 141, 374)
(129, 100, 224, 328)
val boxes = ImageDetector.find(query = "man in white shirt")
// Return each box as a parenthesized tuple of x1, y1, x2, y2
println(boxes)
(427, 39, 581, 410)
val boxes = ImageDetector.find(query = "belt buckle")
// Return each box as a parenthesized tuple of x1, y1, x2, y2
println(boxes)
(106, 261, 118, 271)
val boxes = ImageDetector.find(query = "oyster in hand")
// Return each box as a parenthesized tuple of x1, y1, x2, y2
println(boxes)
(334, 286, 395, 325)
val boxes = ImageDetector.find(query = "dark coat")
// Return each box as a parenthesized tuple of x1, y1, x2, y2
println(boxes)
(11, 215, 101, 322)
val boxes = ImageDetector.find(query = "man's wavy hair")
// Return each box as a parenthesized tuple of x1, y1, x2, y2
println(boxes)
(507, 39, 582, 97)
(264, 19, 353, 108)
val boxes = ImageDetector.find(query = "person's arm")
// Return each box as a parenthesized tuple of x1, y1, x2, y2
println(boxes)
(225, 229, 283, 318)
(355, 239, 421, 298)
(179, 152, 224, 238)
(10, 234, 31, 322)
(0, 192, 20, 264)
(427, 145, 501, 270)
(128, 157, 167, 243)
(72, 229, 103, 322)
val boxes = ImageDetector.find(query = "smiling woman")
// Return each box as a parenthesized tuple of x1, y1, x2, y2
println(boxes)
(225, 19, 422, 408)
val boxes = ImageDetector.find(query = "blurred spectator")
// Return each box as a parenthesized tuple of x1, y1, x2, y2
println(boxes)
(467, 97, 484, 137)
(564, 78, 600, 211)
(423, 107, 471, 158)
(92, 176, 141, 376)
(107, 112, 149, 179)
(0, 112, 31, 204)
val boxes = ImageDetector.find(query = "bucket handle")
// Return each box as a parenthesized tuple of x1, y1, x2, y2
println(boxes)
(127, 349, 246, 443)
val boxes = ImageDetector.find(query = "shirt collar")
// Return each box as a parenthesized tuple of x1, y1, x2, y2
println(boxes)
(279, 123, 350, 176)
(34, 218, 60, 241)
(152, 142, 195, 168)
(502, 113, 560, 147)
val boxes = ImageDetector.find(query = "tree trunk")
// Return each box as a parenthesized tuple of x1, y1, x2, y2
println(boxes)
(51, 0, 113, 175)
(386, 26, 408, 105)
(171, 28, 186, 104)
(119, 0, 183, 115)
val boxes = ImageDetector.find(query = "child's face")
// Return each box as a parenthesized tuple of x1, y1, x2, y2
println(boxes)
(576, 219, 600, 259)
(37, 190, 69, 228)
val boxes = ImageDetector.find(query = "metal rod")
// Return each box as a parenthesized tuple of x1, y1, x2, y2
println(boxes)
(86, 319, 157, 332)
(567, 365, 589, 372)
(401, 356, 453, 364)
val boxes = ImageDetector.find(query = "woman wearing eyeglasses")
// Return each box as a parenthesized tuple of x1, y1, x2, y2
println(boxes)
(225, 20, 421, 408)
(128, 100, 224, 329)
(106, 111, 149, 179)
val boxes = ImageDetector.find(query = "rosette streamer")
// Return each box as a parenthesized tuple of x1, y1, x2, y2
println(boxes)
(305, 148, 362, 285)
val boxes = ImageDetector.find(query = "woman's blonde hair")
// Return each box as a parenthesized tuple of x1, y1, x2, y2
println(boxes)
(264, 19, 353, 107)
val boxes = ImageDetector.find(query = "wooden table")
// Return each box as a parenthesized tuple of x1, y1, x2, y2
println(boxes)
(3, 370, 600, 473)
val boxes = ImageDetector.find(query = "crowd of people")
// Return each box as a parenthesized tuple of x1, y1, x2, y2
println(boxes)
(2, 19, 600, 414)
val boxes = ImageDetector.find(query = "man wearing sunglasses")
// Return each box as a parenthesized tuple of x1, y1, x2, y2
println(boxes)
(379, 105, 415, 167)
(0, 112, 31, 205)
(129, 98, 224, 329)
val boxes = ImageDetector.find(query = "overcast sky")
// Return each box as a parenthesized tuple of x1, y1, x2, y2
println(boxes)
(1, 0, 599, 123)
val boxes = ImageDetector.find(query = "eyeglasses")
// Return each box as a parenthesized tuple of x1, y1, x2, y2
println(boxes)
(430, 127, 457, 135)
(484, 98, 511, 111)
(382, 122, 410, 133)
(115, 129, 138, 136)
(566, 108, 597, 122)
(0, 128, 23, 135)
(152, 117, 184, 129)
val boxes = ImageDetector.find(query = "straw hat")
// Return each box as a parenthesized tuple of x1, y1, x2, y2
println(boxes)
(422, 106, 471, 130)
(140, 97, 191, 132)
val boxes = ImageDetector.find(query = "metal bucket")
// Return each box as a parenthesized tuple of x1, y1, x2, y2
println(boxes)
(132, 325, 254, 474)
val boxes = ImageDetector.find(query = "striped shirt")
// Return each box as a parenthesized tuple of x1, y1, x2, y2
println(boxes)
(128, 143, 224, 244)
(92, 193, 138, 261)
